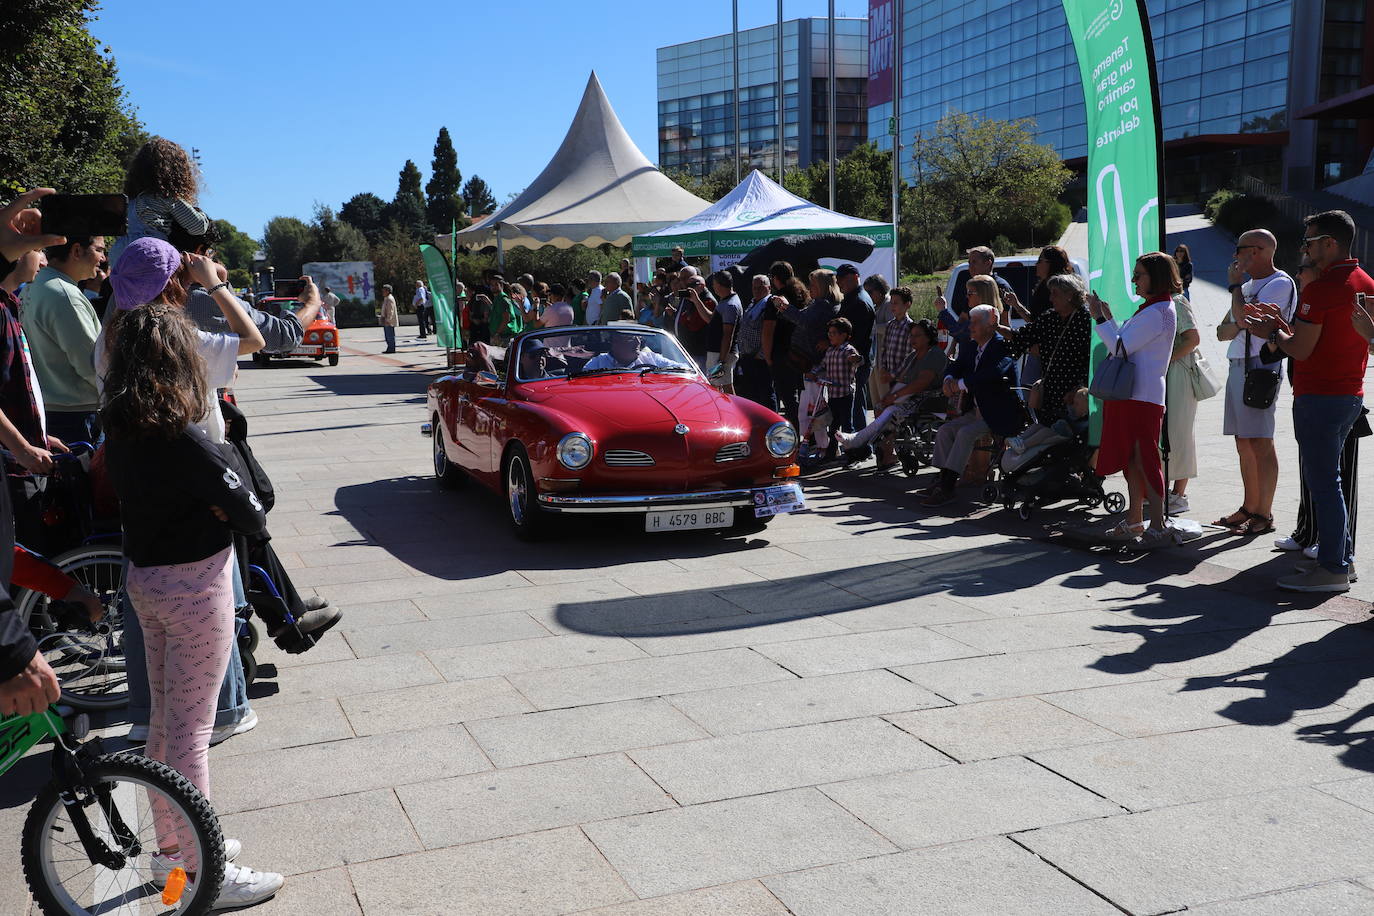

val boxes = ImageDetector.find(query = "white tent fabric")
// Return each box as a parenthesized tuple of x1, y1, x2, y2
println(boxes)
(443, 72, 710, 252)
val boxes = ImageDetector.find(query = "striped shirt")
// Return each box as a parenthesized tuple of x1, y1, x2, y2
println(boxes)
(134, 194, 210, 239)
(819, 342, 860, 399)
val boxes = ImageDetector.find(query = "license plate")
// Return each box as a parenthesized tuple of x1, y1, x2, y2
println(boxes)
(752, 484, 806, 518)
(645, 508, 734, 532)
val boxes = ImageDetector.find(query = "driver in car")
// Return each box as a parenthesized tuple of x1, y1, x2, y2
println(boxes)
(518, 338, 569, 378)
(581, 333, 691, 371)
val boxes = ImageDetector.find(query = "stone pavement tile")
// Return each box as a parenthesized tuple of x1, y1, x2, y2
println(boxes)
(211, 698, 354, 759)
(0, 805, 31, 915)
(416, 580, 638, 619)
(286, 559, 417, 588)
(468, 698, 709, 768)
(1042, 673, 1345, 738)
(214, 725, 489, 814)
(584, 787, 896, 898)
(1087, 630, 1296, 679)
(614, 568, 769, 596)
(1030, 720, 1374, 810)
(426, 633, 647, 682)
(248, 652, 442, 708)
(508, 648, 792, 710)
(1316, 773, 1374, 815)
(217, 789, 420, 876)
(938, 581, 1126, 617)
(540, 591, 763, 635)
(929, 609, 1144, 654)
(572, 880, 790, 915)
(349, 827, 635, 915)
(884, 697, 1118, 762)
(252, 867, 362, 916)
(518, 559, 694, 586)
(1019, 788, 1374, 915)
(892, 645, 1162, 704)
(329, 598, 425, 629)
(397, 754, 672, 849)
(296, 544, 398, 567)
(712, 578, 875, 615)
(751, 626, 986, 676)
(669, 545, 817, 570)
(327, 570, 533, 605)
(1185, 881, 1374, 915)
(819, 594, 993, 631)
(762, 836, 1120, 916)
(340, 677, 534, 737)
(341, 612, 549, 657)
(257, 629, 356, 668)
(624, 612, 850, 656)
(668, 669, 950, 736)
(820, 756, 1121, 849)
(628, 718, 949, 805)
(760, 538, 942, 561)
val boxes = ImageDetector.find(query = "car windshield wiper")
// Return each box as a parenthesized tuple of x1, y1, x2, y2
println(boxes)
(570, 366, 636, 378)
(639, 365, 694, 376)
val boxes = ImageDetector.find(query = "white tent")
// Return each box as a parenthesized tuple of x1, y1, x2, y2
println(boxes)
(443, 72, 711, 253)
(633, 170, 895, 280)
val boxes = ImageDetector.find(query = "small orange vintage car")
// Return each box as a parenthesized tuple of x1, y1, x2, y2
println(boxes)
(251, 297, 340, 367)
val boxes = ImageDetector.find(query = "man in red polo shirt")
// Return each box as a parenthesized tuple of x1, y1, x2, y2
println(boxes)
(1246, 210, 1374, 592)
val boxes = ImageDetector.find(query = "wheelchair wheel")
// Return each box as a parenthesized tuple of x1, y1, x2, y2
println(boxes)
(23, 752, 226, 915)
(241, 646, 258, 686)
(238, 617, 261, 655)
(1018, 503, 1034, 521)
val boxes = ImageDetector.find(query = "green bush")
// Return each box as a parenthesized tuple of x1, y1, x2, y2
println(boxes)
(1204, 189, 1238, 223)
(1213, 193, 1279, 239)
(989, 235, 1017, 256)
(1031, 202, 1072, 246)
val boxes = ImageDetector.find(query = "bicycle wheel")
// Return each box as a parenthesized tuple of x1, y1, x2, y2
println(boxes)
(22, 752, 225, 915)
(24, 546, 128, 710)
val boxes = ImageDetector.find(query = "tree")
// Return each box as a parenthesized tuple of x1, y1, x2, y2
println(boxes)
(0, 0, 146, 197)
(307, 204, 368, 264)
(397, 159, 423, 203)
(339, 192, 388, 244)
(783, 143, 893, 221)
(261, 216, 312, 277)
(388, 159, 432, 240)
(370, 222, 426, 312)
(665, 164, 736, 203)
(461, 175, 497, 217)
(425, 127, 464, 230)
(211, 218, 258, 273)
(912, 111, 1071, 245)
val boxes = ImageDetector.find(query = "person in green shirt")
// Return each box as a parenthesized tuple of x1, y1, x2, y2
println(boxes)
(20, 235, 107, 443)
(569, 279, 588, 325)
(486, 274, 523, 347)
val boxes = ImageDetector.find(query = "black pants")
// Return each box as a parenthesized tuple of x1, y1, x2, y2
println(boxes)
(772, 363, 802, 430)
(737, 356, 776, 411)
(825, 396, 853, 457)
(416, 306, 432, 337)
(1291, 424, 1361, 550)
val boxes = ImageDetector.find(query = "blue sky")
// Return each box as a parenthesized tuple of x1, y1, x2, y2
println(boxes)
(93, 0, 844, 242)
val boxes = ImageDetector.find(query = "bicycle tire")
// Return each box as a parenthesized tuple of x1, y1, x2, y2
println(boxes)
(22, 752, 226, 916)
(23, 546, 128, 710)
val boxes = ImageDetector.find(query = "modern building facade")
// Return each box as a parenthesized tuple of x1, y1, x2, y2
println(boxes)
(868, 0, 1372, 200)
(657, 17, 868, 180)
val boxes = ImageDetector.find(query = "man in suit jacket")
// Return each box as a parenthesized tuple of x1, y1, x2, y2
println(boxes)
(922, 304, 1022, 507)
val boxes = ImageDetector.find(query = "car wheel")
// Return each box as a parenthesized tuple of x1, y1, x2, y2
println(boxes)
(251, 351, 268, 365)
(327, 353, 339, 366)
(503, 444, 547, 540)
(432, 418, 466, 489)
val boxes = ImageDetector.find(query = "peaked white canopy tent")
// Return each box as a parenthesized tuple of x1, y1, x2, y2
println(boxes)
(442, 72, 711, 257)
(633, 170, 896, 281)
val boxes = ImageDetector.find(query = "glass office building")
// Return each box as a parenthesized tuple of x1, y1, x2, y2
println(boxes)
(870, 0, 1365, 197)
(657, 18, 869, 179)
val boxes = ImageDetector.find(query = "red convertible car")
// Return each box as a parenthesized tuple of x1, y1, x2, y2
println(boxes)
(422, 325, 804, 538)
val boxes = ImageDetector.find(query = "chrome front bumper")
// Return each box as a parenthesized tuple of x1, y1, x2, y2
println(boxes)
(536, 488, 757, 514)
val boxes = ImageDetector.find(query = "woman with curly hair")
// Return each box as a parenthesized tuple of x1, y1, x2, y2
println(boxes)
(109, 137, 211, 268)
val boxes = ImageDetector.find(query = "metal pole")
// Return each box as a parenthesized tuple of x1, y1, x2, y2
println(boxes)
(776, 0, 784, 182)
(891, 0, 901, 280)
(733, 0, 741, 184)
(827, 0, 836, 210)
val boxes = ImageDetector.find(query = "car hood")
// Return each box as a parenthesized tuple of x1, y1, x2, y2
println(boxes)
(521, 378, 743, 432)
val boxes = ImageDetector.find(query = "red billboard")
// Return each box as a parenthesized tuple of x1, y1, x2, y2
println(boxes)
(868, 0, 895, 106)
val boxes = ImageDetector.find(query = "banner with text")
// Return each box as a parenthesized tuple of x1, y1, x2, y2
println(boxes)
(419, 243, 461, 350)
(867, 0, 894, 107)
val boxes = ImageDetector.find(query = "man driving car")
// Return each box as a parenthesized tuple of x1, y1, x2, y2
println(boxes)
(581, 333, 693, 371)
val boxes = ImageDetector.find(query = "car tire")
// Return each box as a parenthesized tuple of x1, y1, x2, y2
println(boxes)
(327, 353, 339, 366)
(251, 351, 268, 365)
(433, 417, 466, 490)
(503, 444, 547, 540)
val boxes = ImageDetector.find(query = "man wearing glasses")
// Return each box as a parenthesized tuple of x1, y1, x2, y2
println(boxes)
(1244, 210, 1374, 593)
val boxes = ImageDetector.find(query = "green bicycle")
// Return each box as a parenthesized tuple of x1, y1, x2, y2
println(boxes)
(3, 706, 225, 914)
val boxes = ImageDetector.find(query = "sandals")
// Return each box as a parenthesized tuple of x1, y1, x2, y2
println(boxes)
(1102, 520, 1147, 542)
(1231, 512, 1275, 537)
(1213, 507, 1250, 527)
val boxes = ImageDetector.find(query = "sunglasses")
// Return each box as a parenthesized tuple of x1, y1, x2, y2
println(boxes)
(1300, 235, 1332, 249)
(1234, 245, 1258, 254)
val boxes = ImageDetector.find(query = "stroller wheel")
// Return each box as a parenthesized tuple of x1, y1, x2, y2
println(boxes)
(1103, 492, 1127, 514)
(1017, 503, 1034, 521)
(982, 483, 1000, 502)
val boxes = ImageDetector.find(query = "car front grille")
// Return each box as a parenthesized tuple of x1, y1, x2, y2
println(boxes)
(604, 449, 655, 467)
(715, 442, 751, 462)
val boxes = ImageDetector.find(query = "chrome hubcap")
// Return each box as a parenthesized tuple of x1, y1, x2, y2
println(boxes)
(508, 456, 527, 524)
(433, 428, 446, 477)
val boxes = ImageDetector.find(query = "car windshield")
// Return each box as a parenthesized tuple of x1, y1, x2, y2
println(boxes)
(512, 327, 699, 382)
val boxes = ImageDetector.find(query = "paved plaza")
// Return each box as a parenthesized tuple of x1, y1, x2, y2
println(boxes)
(6, 221, 1374, 913)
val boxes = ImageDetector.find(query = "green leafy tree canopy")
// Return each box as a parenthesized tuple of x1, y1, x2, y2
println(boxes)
(307, 204, 368, 264)
(211, 218, 258, 273)
(425, 127, 464, 231)
(461, 175, 497, 217)
(261, 216, 312, 277)
(339, 192, 388, 244)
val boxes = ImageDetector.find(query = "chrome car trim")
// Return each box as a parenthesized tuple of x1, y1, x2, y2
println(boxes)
(715, 441, 751, 462)
(537, 488, 756, 513)
(604, 449, 655, 467)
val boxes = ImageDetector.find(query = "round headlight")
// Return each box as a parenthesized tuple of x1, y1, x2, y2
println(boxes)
(765, 421, 797, 458)
(557, 432, 593, 470)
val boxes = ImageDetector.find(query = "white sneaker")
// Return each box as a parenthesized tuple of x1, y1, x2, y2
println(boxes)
(150, 839, 241, 884)
(1274, 536, 1303, 551)
(210, 710, 258, 747)
(1166, 493, 1190, 514)
(1304, 543, 1320, 559)
(212, 863, 284, 911)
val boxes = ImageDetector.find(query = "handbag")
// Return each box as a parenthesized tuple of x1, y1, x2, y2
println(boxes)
(1241, 330, 1281, 409)
(1189, 351, 1223, 401)
(1088, 337, 1135, 401)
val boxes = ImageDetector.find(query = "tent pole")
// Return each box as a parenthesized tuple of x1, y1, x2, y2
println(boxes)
(496, 227, 504, 273)
(776, 0, 784, 183)
(827, 0, 836, 211)
(891, 0, 901, 281)
(733, 0, 741, 184)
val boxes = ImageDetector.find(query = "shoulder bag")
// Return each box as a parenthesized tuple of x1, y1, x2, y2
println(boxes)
(1189, 351, 1223, 400)
(1241, 330, 1281, 409)
(1088, 337, 1134, 402)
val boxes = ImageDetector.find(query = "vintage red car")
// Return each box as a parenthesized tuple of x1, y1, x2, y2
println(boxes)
(251, 297, 340, 367)
(422, 325, 804, 538)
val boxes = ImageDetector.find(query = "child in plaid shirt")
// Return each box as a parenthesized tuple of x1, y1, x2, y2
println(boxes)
(804, 317, 863, 459)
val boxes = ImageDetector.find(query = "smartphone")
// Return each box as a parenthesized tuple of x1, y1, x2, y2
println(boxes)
(39, 194, 128, 238)
(274, 278, 307, 299)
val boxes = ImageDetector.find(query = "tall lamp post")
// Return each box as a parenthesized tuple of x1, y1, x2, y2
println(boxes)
(827, 0, 836, 211)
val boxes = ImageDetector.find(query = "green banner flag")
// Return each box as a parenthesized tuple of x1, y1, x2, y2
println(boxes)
(1061, 0, 1166, 430)
(419, 243, 461, 350)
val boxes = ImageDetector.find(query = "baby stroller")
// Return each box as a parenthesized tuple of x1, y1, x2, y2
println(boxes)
(991, 416, 1126, 520)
